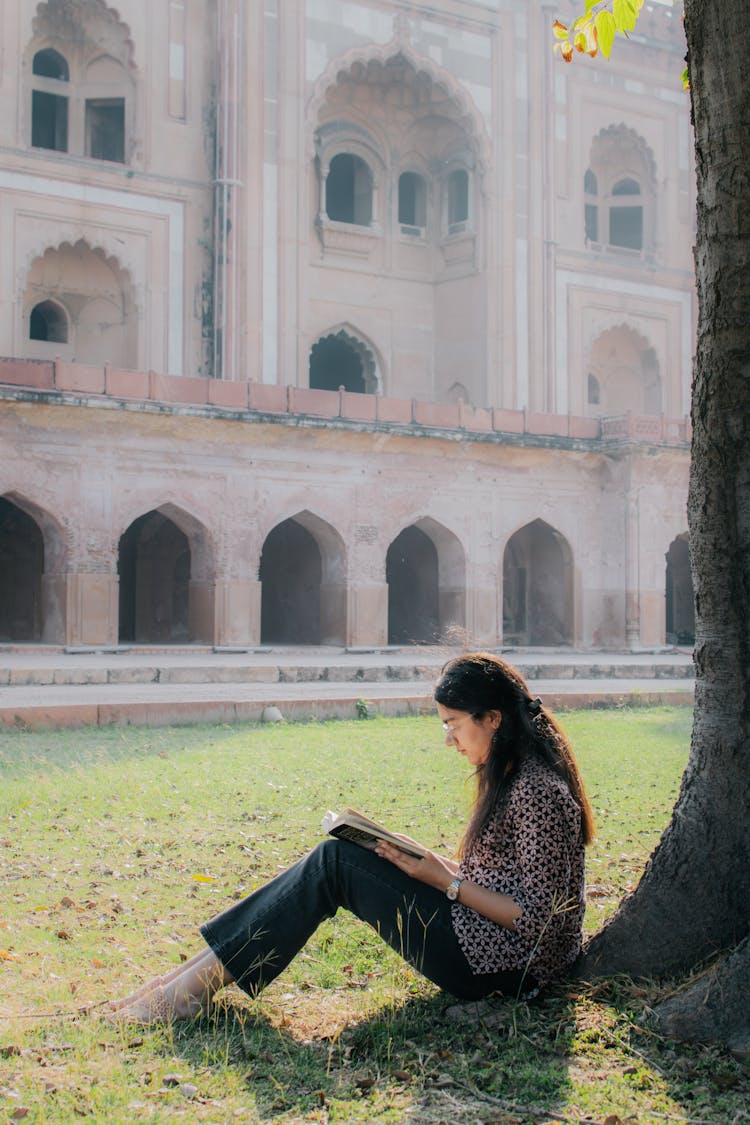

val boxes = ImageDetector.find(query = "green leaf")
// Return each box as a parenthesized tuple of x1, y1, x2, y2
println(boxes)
(613, 0, 638, 32)
(585, 0, 599, 11)
(595, 9, 617, 58)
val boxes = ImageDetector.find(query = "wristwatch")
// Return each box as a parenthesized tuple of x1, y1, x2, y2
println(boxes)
(445, 876, 464, 901)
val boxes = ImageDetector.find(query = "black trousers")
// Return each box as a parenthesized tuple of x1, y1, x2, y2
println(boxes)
(200, 839, 536, 1001)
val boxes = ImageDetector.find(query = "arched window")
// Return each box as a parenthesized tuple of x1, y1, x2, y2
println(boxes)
(27, 8, 134, 164)
(584, 168, 598, 243)
(84, 55, 127, 163)
(310, 335, 365, 393)
(447, 382, 470, 404)
(587, 372, 600, 405)
(398, 171, 426, 231)
(29, 300, 68, 344)
(85, 98, 125, 162)
(447, 168, 469, 229)
(610, 177, 643, 250)
(25, 240, 136, 368)
(31, 49, 69, 152)
(309, 329, 379, 394)
(587, 325, 662, 415)
(33, 48, 69, 80)
(326, 154, 373, 225)
(585, 126, 655, 255)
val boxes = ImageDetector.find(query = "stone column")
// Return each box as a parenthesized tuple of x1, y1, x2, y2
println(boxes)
(41, 573, 67, 644)
(346, 583, 389, 647)
(320, 582, 347, 646)
(213, 579, 262, 647)
(438, 585, 467, 644)
(464, 583, 500, 649)
(625, 491, 641, 648)
(64, 573, 119, 646)
(188, 580, 216, 644)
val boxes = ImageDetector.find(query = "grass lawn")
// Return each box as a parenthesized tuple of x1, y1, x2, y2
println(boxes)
(1, 708, 747, 1124)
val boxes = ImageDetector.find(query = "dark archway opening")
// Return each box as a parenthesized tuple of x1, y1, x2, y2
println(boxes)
(118, 511, 190, 643)
(32, 90, 68, 152)
(260, 519, 322, 644)
(85, 98, 125, 162)
(387, 526, 439, 644)
(610, 177, 643, 251)
(666, 535, 695, 645)
(447, 168, 469, 227)
(503, 520, 573, 646)
(33, 48, 69, 81)
(309, 334, 366, 393)
(0, 498, 44, 642)
(326, 153, 372, 225)
(398, 171, 426, 228)
(29, 300, 68, 343)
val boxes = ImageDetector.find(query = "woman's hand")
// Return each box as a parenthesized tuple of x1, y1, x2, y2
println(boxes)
(376, 840, 523, 929)
(375, 840, 458, 892)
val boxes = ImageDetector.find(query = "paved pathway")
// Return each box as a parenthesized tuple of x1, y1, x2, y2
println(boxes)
(0, 646, 695, 728)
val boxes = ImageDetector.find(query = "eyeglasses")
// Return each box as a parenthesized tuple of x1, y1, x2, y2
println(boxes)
(441, 716, 470, 737)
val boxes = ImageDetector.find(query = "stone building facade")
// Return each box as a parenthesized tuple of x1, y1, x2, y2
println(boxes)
(0, 0, 695, 651)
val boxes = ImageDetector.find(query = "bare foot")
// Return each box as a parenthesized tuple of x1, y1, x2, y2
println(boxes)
(106, 983, 206, 1025)
(107, 975, 165, 1012)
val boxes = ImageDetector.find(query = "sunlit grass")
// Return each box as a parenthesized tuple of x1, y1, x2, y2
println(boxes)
(1, 709, 747, 1124)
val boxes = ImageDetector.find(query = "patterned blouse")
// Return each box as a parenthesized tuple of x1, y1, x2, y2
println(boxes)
(451, 755, 586, 986)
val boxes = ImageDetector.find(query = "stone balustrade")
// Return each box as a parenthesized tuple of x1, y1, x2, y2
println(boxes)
(0, 357, 692, 445)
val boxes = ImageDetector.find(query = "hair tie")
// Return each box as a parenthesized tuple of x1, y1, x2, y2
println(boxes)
(527, 697, 543, 717)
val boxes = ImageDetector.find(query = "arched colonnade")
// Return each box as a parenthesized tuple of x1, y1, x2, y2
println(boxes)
(0, 493, 693, 650)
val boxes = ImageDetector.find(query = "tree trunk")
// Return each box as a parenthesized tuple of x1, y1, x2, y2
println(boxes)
(654, 937, 750, 1057)
(580, 0, 750, 1047)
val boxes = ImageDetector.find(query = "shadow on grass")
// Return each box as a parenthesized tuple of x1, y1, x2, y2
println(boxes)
(163, 988, 581, 1121)
(562, 975, 750, 1124)
(153, 978, 750, 1123)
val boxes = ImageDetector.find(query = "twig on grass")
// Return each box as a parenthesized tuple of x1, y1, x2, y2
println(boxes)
(0, 1000, 112, 1021)
(432, 1079, 716, 1125)
(428, 1080, 611, 1124)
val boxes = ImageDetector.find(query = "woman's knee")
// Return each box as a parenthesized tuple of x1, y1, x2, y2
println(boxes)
(316, 837, 373, 869)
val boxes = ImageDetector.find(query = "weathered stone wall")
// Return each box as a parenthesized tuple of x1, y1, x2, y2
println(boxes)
(0, 378, 690, 650)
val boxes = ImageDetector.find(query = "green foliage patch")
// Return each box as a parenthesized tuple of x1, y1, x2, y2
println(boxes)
(1, 709, 747, 1123)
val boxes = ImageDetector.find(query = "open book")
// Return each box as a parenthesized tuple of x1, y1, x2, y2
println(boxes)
(322, 807, 426, 859)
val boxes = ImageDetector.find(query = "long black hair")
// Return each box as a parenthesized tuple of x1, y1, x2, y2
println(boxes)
(434, 652, 594, 854)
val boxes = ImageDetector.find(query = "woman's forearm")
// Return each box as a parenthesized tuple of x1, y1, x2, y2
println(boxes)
(375, 843, 516, 924)
(454, 879, 523, 930)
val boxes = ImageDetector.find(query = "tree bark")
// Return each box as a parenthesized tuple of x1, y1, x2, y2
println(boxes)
(579, 0, 750, 1047)
(654, 936, 750, 1057)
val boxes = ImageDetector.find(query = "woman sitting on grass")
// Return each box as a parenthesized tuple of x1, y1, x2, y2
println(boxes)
(109, 653, 594, 1022)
